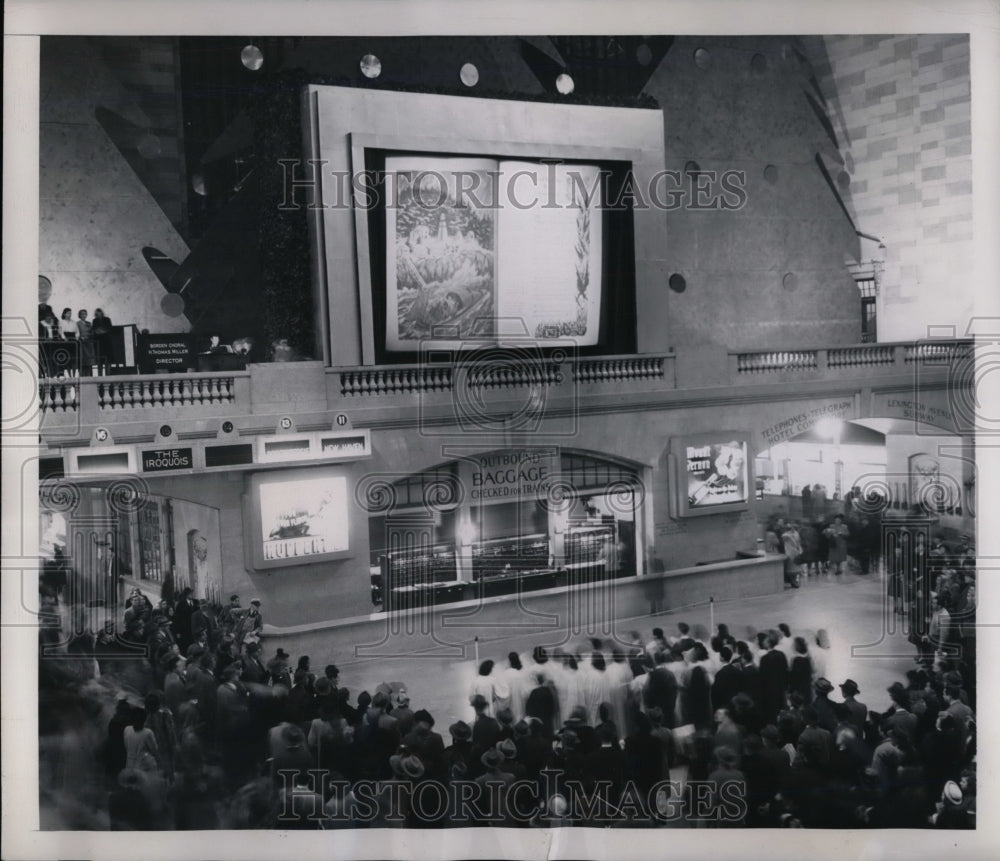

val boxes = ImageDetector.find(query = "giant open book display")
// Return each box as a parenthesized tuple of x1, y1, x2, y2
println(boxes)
(385, 156, 603, 350)
(302, 86, 667, 365)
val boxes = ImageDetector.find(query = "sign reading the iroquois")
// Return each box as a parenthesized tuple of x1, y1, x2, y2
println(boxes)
(760, 399, 854, 448)
(471, 449, 557, 501)
(141, 447, 193, 472)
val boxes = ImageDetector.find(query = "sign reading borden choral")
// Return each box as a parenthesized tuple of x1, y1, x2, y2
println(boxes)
(471, 449, 557, 502)
(142, 334, 195, 373)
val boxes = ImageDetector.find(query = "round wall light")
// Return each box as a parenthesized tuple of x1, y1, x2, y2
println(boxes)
(241, 44, 264, 71)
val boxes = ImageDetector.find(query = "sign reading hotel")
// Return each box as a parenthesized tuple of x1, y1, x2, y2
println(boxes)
(760, 399, 854, 448)
(471, 449, 556, 501)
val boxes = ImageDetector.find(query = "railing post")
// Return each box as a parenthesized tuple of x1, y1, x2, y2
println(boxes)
(79, 379, 101, 426)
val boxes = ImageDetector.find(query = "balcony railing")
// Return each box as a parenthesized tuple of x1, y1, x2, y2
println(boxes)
(731, 340, 973, 378)
(37, 342, 967, 436)
(330, 353, 674, 397)
(336, 365, 454, 397)
(38, 372, 250, 432)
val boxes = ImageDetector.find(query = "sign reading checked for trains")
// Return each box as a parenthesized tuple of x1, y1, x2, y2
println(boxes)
(141, 447, 193, 472)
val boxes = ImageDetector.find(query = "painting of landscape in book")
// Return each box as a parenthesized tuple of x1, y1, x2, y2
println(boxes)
(391, 161, 497, 344)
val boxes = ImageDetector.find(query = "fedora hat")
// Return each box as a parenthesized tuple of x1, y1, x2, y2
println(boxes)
(813, 678, 834, 694)
(496, 707, 514, 725)
(280, 723, 305, 749)
(481, 747, 503, 769)
(389, 754, 425, 780)
(469, 693, 488, 710)
(497, 738, 517, 759)
(943, 780, 964, 807)
(840, 679, 860, 696)
(449, 720, 472, 740)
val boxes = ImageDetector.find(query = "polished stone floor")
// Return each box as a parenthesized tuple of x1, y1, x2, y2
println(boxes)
(337, 566, 921, 726)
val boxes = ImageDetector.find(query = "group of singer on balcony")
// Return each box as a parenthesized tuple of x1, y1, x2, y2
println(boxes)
(39, 300, 113, 378)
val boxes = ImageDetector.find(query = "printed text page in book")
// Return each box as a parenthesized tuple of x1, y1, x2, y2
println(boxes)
(496, 161, 603, 345)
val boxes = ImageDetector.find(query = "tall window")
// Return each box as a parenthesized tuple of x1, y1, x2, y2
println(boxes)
(857, 277, 877, 343)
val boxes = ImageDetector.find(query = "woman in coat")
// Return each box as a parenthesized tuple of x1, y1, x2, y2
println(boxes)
(123, 707, 159, 773)
(824, 514, 850, 575)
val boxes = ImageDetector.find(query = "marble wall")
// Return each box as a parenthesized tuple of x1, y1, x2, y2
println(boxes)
(804, 35, 973, 342)
(645, 36, 863, 349)
(39, 38, 191, 334)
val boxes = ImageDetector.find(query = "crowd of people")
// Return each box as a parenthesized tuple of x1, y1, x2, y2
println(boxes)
(38, 565, 976, 830)
(38, 299, 114, 376)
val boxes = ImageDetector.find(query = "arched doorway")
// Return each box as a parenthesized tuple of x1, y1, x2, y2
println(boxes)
(755, 417, 973, 542)
(367, 448, 647, 611)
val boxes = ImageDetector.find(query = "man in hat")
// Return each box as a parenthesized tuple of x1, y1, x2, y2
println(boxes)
(797, 706, 834, 769)
(122, 593, 148, 640)
(942, 684, 974, 741)
(355, 691, 400, 781)
(587, 723, 626, 824)
(886, 682, 918, 740)
(187, 649, 218, 730)
(445, 720, 474, 775)
(214, 633, 237, 680)
(172, 586, 198, 653)
(470, 693, 500, 750)
(711, 645, 745, 713)
(190, 599, 219, 651)
(758, 634, 789, 724)
(495, 738, 526, 781)
(266, 647, 292, 689)
(476, 747, 515, 823)
(147, 614, 176, 684)
(839, 679, 867, 733)
(163, 653, 188, 719)
(812, 678, 839, 733)
(234, 599, 263, 649)
(284, 669, 317, 727)
(391, 689, 415, 737)
(215, 663, 251, 787)
(524, 672, 557, 738)
(403, 709, 446, 780)
(495, 707, 516, 742)
(374, 754, 424, 827)
(269, 721, 314, 789)
(241, 641, 269, 685)
(707, 746, 746, 827)
(561, 705, 597, 754)
(931, 779, 973, 828)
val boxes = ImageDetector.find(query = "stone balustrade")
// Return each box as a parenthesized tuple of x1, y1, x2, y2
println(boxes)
(36, 343, 968, 437)
(732, 340, 973, 377)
